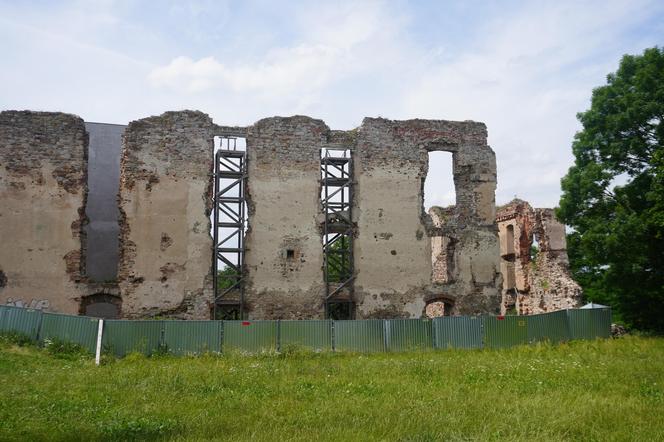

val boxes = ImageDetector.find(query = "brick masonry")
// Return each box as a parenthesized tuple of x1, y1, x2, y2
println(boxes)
(495, 199, 582, 314)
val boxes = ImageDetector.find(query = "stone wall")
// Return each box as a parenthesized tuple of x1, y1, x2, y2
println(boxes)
(0, 111, 88, 313)
(355, 118, 501, 317)
(117, 111, 216, 319)
(240, 117, 502, 319)
(495, 199, 581, 314)
(243, 116, 327, 319)
(0, 110, 503, 320)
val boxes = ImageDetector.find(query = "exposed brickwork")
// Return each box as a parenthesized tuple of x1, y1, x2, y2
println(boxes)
(495, 199, 582, 314)
(429, 206, 455, 284)
(242, 116, 501, 319)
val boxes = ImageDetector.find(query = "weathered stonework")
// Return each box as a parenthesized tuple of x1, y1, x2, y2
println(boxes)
(243, 116, 327, 319)
(354, 118, 501, 317)
(0, 111, 88, 313)
(117, 111, 216, 319)
(240, 117, 502, 319)
(495, 199, 582, 314)
(1, 109, 503, 320)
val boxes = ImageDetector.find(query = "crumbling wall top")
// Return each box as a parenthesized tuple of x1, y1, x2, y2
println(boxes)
(121, 110, 216, 190)
(0, 111, 87, 187)
(360, 117, 487, 149)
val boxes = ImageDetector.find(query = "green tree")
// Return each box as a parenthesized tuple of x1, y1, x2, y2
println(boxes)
(217, 266, 240, 292)
(558, 47, 664, 332)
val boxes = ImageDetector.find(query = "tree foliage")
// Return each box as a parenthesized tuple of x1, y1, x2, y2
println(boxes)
(558, 47, 664, 332)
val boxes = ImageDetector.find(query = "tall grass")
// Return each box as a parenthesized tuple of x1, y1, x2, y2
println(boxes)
(0, 336, 662, 441)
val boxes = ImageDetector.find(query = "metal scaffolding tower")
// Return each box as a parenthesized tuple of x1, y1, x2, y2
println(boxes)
(321, 148, 355, 319)
(213, 137, 247, 320)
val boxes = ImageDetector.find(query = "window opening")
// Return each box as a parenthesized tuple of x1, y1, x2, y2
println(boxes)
(321, 148, 355, 319)
(423, 152, 455, 210)
(212, 136, 247, 320)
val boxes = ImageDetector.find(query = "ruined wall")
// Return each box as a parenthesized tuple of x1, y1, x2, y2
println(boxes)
(0, 111, 88, 313)
(117, 111, 215, 319)
(355, 118, 501, 317)
(243, 117, 502, 319)
(495, 199, 581, 314)
(527, 208, 582, 313)
(243, 116, 327, 319)
(0, 109, 503, 320)
(496, 199, 534, 311)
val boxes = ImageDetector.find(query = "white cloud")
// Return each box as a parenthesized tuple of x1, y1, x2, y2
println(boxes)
(148, 44, 342, 95)
(147, 1, 405, 99)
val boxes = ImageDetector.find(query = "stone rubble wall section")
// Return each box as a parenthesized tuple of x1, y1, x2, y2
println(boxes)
(243, 116, 328, 319)
(495, 199, 582, 314)
(117, 111, 216, 319)
(354, 118, 501, 317)
(0, 111, 88, 313)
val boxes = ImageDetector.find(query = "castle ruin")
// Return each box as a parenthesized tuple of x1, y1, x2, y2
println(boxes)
(0, 109, 577, 320)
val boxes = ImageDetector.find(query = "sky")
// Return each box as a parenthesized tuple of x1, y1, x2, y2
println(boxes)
(1, 0, 663, 208)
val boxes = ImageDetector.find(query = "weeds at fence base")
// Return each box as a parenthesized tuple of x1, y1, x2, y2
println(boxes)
(0, 331, 34, 347)
(42, 337, 89, 361)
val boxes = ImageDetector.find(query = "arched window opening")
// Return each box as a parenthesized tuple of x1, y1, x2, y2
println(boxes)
(80, 293, 121, 319)
(425, 298, 454, 318)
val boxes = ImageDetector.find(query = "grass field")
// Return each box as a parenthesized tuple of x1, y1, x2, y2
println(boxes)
(0, 335, 663, 441)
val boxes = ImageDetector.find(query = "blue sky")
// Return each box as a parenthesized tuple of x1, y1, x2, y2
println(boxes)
(1, 0, 663, 208)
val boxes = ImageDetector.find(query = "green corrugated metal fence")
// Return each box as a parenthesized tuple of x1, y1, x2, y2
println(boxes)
(222, 320, 278, 353)
(334, 320, 385, 352)
(433, 316, 483, 349)
(163, 320, 222, 355)
(280, 320, 332, 351)
(0, 306, 614, 357)
(484, 315, 529, 348)
(0, 305, 42, 341)
(102, 320, 164, 357)
(527, 310, 571, 344)
(385, 319, 433, 351)
(39, 312, 99, 353)
(568, 308, 611, 340)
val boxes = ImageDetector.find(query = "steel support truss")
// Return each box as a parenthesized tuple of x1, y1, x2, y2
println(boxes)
(321, 148, 355, 319)
(213, 137, 247, 320)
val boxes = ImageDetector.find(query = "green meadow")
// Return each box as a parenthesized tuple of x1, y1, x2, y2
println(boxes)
(0, 335, 662, 441)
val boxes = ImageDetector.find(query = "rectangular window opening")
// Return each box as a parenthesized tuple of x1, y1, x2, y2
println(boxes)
(424, 151, 455, 211)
